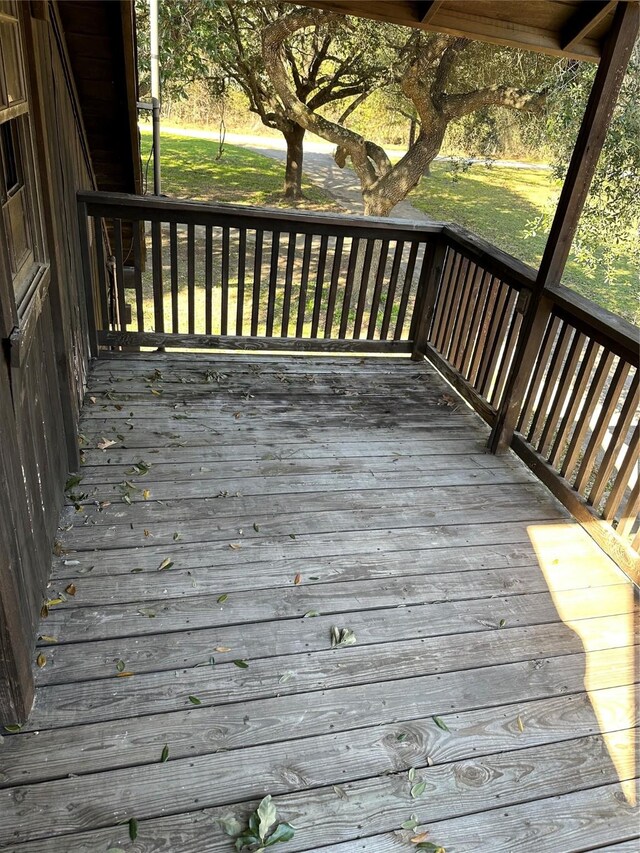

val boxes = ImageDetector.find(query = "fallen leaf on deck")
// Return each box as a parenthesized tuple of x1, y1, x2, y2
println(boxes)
(161, 744, 169, 762)
(233, 659, 249, 669)
(279, 671, 295, 684)
(65, 583, 76, 596)
(401, 815, 419, 830)
(158, 558, 173, 571)
(303, 610, 319, 618)
(253, 523, 260, 532)
(36, 653, 46, 669)
(188, 695, 202, 705)
(432, 715, 449, 732)
(217, 594, 228, 604)
(173, 532, 181, 541)
(517, 715, 525, 732)
(215, 646, 231, 653)
(331, 626, 357, 648)
(128, 818, 138, 841)
(410, 781, 427, 799)
(116, 660, 125, 672)
(116, 671, 134, 678)
(229, 543, 241, 550)
(3, 724, 22, 733)
(411, 832, 430, 844)
(294, 573, 301, 585)
(39, 635, 57, 643)
(499, 618, 506, 628)
(408, 767, 416, 781)
(333, 784, 348, 800)
(142, 489, 151, 500)
(97, 438, 117, 451)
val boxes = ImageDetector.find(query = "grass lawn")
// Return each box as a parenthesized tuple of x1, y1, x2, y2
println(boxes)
(140, 129, 340, 212)
(408, 162, 638, 325)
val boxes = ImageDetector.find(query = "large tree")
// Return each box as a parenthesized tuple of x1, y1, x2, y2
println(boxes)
(137, 0, 389, 200)
(263, 6, 550, 216)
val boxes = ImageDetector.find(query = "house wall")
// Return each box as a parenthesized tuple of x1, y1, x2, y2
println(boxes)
(0, 0, 100, 722)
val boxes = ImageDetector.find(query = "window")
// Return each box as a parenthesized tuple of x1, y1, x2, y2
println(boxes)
(0, 1, 45, 310)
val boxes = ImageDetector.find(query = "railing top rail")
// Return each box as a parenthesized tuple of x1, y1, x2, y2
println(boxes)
(545, 282, 639, 365)
(77, 190, 445, 239)
(443, 223, 537, 292)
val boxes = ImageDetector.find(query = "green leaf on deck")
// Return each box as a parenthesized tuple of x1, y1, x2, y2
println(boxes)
(158, 558, 174, 571)
(432, 715, 449, 732)
(137, 608, 156, 618)
(173, 532, 181, 541)
(65, 476, 82, 491)
(401, 814, 419, 830)
(309, 576, 319, 580)
(3, 724, 21, 733)
(408, 767, 416, 781)
(410, 780, 427, 799)
(116, 660, 125, 672)
(217, 594, 228, 604)
(303, 610, 319, 618)
(130, 568, 144, 573)
(188, 695, 202, 705)
(217, 814, 243, 837)
(499, 618, 506, 628)
(128, 818, 138, 841)
(233, 659, 249, 669)
(332, 784, 348, 800)
(396, 733, 407, 742)
(279, 671, 295, 684)
(265, 822, 295, 845)
(331, 626, 357, 648)
(160, 744, 169, 762)
(253, 523, 260, 532)
(257, 795, 277, 840)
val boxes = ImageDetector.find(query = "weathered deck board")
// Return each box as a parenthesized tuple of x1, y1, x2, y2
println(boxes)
(1, 353, 636, 852)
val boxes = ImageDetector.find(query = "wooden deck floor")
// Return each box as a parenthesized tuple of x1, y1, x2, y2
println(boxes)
(1, 353, 638, 852)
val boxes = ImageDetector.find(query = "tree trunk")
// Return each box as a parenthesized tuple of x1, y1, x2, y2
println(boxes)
(283, 125, 306, 199)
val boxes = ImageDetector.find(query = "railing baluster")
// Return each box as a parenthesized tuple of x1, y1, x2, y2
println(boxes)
(266, 231, 280, 338)
(366, 239, 389, 339)
(251, 230, 263, 337)
(281, 232, 296, 337)
(221, 227, 230, 336)
(517, 314, 560, 434)
(527, 320, 573, 447)
(476, 282, 510, 397)
(187, 223, 195, 335)
(205, 226, 213, 335)
(310, 235, 328, 339)
(466, 274, 497, 387)
(113, 218, 126, 332)
(548, 336, 597, 468)
(169, 222, 178, 333)
(339, 237, 359, 339)
(446, 258, 475, 362)
(560, 348, 613, 480)
(459, 268, 490, 378)
(92, 215, 109, 332)
(236, 227, 246, 336)
(603, 423, 639, 524)
(451, 263, 481, 370)
(380, 241, 404, 340)
(393, 241, 418, 340)
(587, 371, 638, 508)
(490, 306, 522, 408)
(132, 222, 144, 332)
(296, 233, 313, 339)
(151, 220, 164, 333)
(324, 235, 344, 338)
(432, 250, 460, 352)
(537, 328, 584, 457)
(573, 358, 630, 493)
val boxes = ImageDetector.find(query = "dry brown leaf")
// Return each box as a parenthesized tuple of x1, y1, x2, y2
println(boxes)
(517, 715, 525, 732)
(411, 832, 430, 844)
(116, 671, 135, 678)
(229, 543, 241, 550)
(36, 653, 46, 669)
(215, 646, 232, 653)
(65, 583, 77, 596)
(294, 573, 301, 585)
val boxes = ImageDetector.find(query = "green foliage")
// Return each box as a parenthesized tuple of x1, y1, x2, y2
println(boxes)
(217, 795, 295, 851)
(408, 161, 638, 323)
(536, 44, 640, 290)
(140, 129, 338, 209)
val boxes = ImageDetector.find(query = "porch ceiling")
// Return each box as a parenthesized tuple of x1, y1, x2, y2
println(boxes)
(296, 0, 624, 61)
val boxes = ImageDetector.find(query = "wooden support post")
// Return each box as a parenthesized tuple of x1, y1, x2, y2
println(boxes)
(76, 200, 99, 359)
(488, 1, 639, 453)
(411, 238, 447, 361)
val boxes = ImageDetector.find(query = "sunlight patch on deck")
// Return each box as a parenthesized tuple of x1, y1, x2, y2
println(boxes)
(528, 522, 637, 804)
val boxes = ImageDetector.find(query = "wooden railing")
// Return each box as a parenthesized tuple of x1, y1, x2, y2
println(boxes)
(77, 191, 441, 354)
(78, 190, 638, 577)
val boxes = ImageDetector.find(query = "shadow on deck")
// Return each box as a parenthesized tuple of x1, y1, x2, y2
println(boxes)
(0, 352, 637, 852)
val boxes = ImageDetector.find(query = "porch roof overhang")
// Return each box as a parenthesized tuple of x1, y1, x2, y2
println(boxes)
(296, 0, 629, 62)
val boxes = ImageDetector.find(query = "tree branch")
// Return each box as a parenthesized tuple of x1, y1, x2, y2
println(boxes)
(442, 85, 547, 119)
